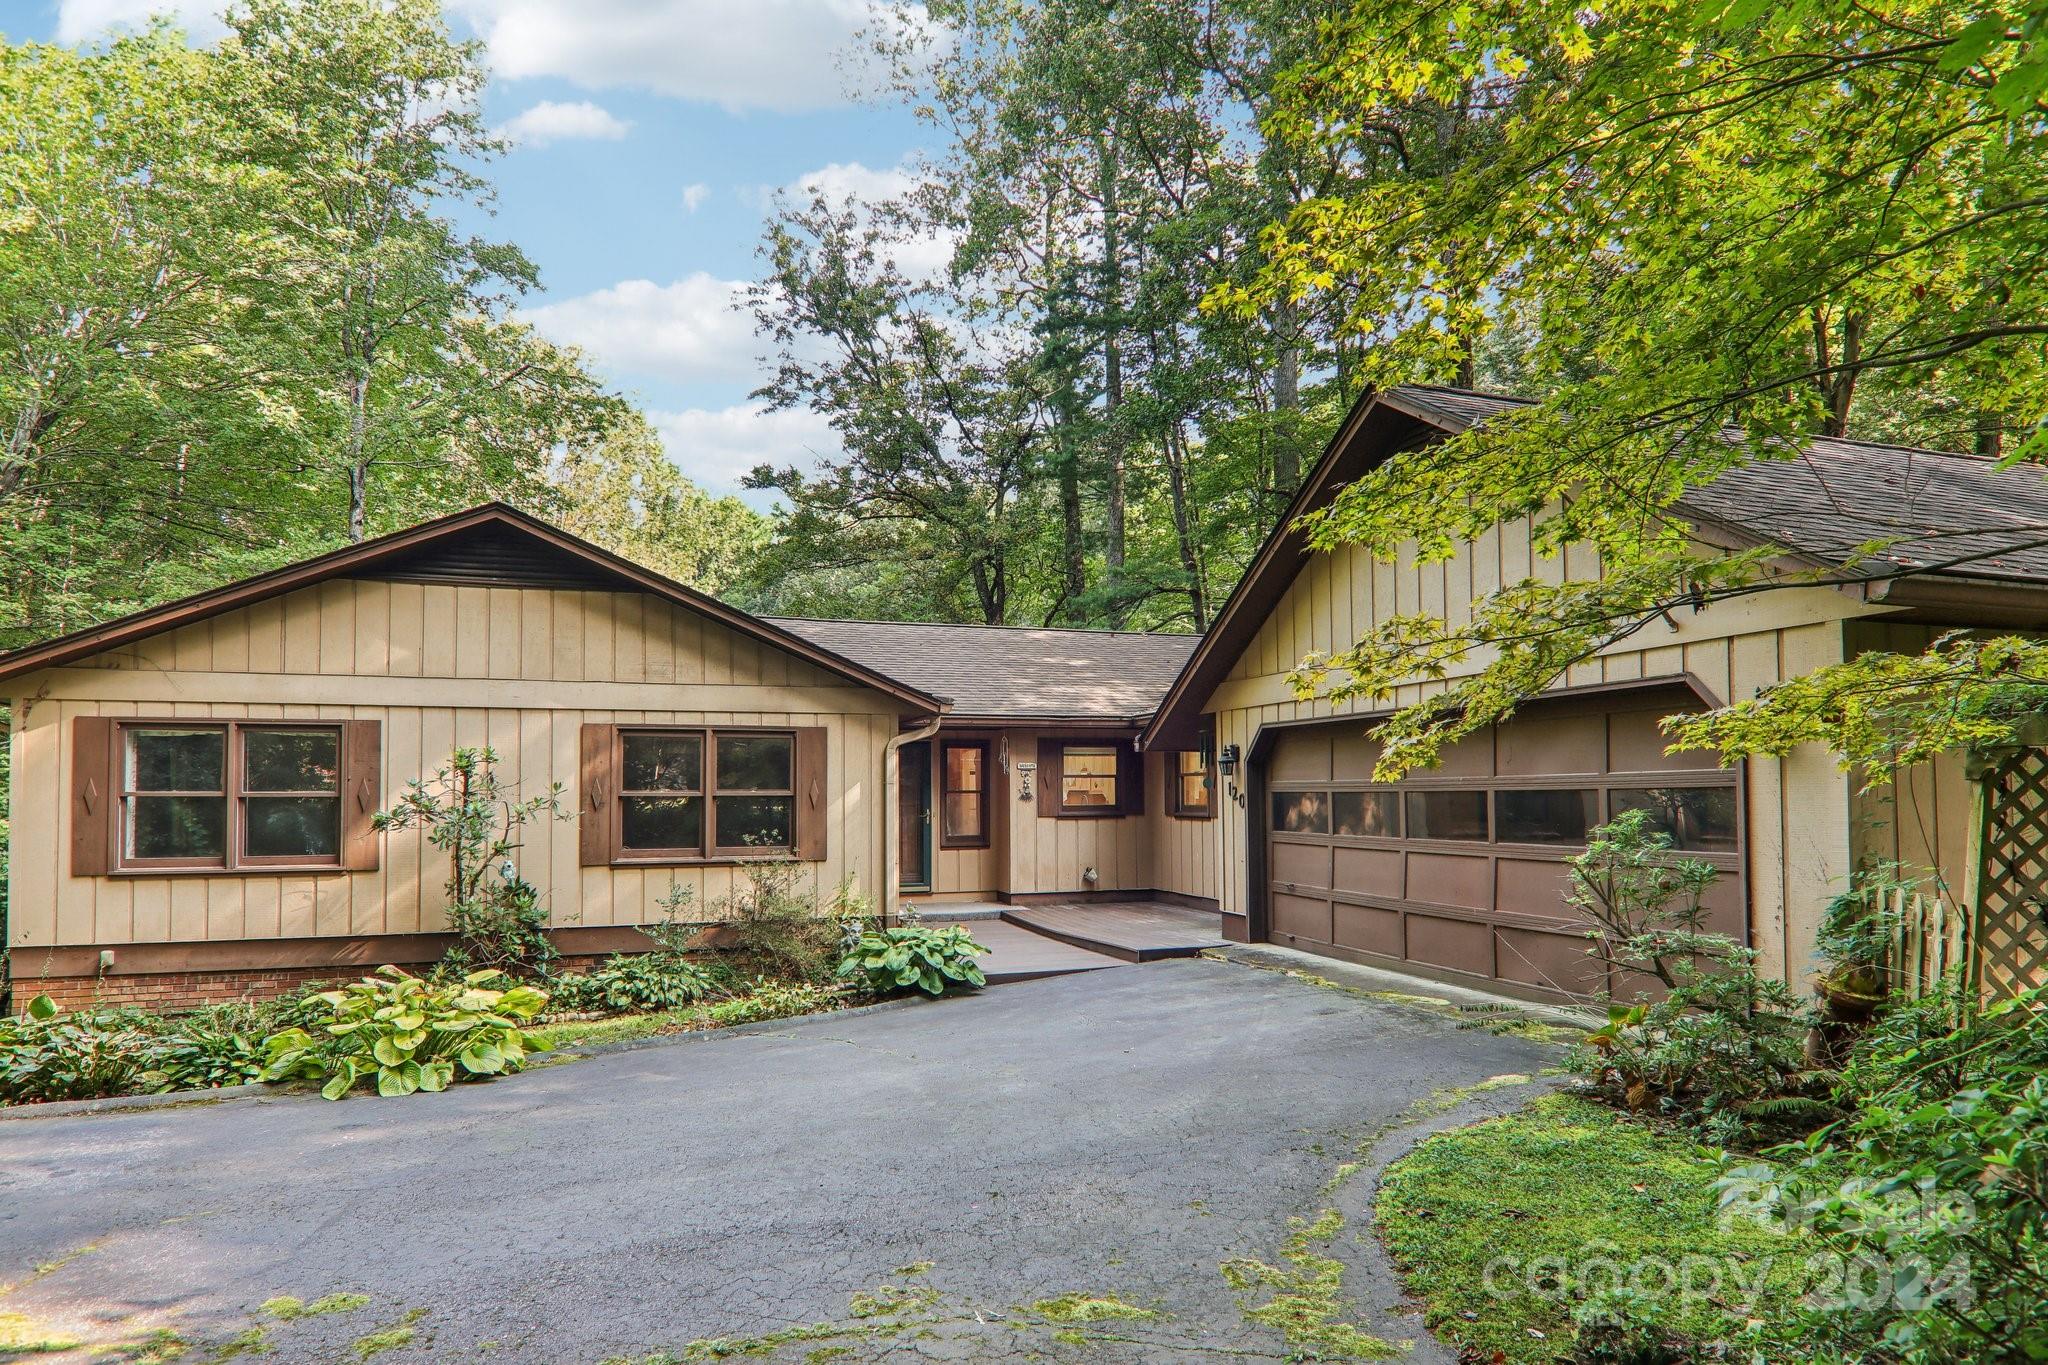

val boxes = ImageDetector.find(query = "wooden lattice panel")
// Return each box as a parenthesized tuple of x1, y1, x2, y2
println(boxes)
(1977, 748, 2048, 997)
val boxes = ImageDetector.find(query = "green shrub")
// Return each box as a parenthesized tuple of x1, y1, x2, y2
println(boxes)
(0, 995, 152, 1104)
(540, 970, 610, 1014)
(836, 924, 988, 998)
(260, 967, 551, 1099)
(373, 747, 573, 977)
(142, 1009, 267, 1091)
(1728, 987, 2048, 1364)
(716, 860, 845, 983)
(1564, 813, 1831, 1142)
(703, 978, 837, 1025)
(548, 953, 716, 1013)
(594, 952, 715, 1009)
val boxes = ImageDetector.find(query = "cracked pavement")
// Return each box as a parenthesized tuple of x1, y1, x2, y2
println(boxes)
(0, 957, 1557, 1362)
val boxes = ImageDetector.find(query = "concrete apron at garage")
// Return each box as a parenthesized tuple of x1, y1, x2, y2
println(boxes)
(0, 957, 1560, 1365)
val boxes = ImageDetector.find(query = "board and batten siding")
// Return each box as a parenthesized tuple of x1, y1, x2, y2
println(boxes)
(1844, 621, 1980, 914)
(1194, 513, 1894, 984)
(998, 730, 1151, 898)
(909, 736, 1214, 903)
(1145, 750, 1221, 904)
(5, 579, 905, 954)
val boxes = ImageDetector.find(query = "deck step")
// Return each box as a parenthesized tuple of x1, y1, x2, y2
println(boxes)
(915, 904, 1004, 922)
(961, 919, 1123, 983)
(999, 902, 1228, 964)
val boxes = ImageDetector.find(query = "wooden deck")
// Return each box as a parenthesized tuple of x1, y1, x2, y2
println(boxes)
(951, 919, 1123, 984)
(1000, 901, 1228, 964)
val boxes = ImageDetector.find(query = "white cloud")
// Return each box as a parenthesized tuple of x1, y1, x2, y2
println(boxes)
(56, 0, 226, 44)
(650, 405, 837, 490)
(497, 100, 632, 147)
(524, 274, 762, 387)
(788, 160, 920, 205)
(777, 159, 954, 283)
(681, 183, 711, 214)
(450, 0, 901, 113)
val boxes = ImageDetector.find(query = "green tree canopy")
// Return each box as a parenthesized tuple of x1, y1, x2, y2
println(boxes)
(0, 0, 629, 649)
(1222, 0, 2048, 778)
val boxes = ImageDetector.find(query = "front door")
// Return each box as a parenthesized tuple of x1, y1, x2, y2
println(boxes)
(899, 740, 933, 890)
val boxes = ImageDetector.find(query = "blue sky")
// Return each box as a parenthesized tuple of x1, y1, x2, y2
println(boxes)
(7, 0, 934, 496)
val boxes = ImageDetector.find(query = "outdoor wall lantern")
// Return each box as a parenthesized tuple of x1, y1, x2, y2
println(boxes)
(1217, 743, 1247, 809)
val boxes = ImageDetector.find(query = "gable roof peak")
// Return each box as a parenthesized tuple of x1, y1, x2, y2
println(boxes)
(0, 503, 944, 710)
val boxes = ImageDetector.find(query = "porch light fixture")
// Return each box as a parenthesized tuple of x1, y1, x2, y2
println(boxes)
(1217, 743, 1240, 777)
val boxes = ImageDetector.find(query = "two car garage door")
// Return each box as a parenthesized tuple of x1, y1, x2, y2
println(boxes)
(1263, 686, 1746, 1002)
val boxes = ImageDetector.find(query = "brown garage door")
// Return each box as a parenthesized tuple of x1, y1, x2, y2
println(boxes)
(1263, 686, 1745, 1002)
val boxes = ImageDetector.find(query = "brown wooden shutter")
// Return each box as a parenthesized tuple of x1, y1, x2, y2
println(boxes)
(71, 716, 116, 877)
(794, 726, 827, 861)
(1036, 737, 1062, 817)
(579, 723, 614, 867)
(1119, 742, 1146, 815)
(340, 719, 383, 871)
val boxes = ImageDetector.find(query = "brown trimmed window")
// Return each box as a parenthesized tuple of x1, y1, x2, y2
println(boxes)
(1035, 737, 1144, 819)
(940, 740, 989, 848)
(1059, 745, 1119, 812)
(1169, 748, 1214, 819)
(91, 720, 376, 874)
(584, 724, 826, 866)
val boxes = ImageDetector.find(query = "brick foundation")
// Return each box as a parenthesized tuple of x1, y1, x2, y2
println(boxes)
(12, 952, 641, 1015)
(18, 965, 355, 1013)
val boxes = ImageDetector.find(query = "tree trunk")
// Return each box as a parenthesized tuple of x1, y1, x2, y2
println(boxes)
(1060, 446, 1085, 607)
(1165, 420, 1207, 631)
(1976, 411, 2004, 459)
(1270, 298, 1303, 493)
(347, 458, 369, 543)
(1812, 306, 1865, 437)
(970, 556, 1002, 625)
(1099, 133, 1127, 616)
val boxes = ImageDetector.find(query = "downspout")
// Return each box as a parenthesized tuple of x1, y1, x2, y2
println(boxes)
(883, 714, 944, 925)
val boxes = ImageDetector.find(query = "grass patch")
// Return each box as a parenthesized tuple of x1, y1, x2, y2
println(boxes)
(0, 1308, 80, 1357)
(529, 1012, 688, 1049)
(1377, 1093, 1804, 1363)
(262, 1293, 369, 1321)
(1027, 1293, 1156, 1324)
(351, 1309, 425, 1360)
(1210, 950, 1587, 1044)
(91, 1329, 192, 1362)
(1220, 1209, 1405, 1360)
(531, 986, 848, 1053)
(209, 1326, 269, 1358)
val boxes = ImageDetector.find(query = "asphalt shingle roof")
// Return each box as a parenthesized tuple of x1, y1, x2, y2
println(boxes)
(766, 618, 1200, 721)
(1387, 384, 2048, 587)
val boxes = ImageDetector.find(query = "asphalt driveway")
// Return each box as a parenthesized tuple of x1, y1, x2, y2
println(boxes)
(0, 956, 1557, 1363)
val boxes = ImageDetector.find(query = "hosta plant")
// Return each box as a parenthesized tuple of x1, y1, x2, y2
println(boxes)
(836, 924, 988, 998)
(261, 967, 551, 1100)
(0, 995, 151, 1104)
(548, 953, 717, 1014)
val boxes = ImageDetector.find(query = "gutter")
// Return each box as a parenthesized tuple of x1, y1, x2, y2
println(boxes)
(882, 714, 944, 925)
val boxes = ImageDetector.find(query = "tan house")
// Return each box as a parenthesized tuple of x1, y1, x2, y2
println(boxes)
(0, 506, 1216, 1008)
(6, 386, 2047, 1009)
